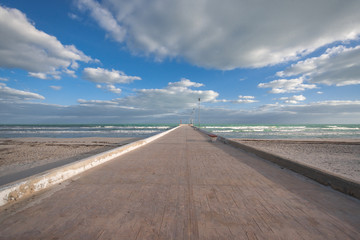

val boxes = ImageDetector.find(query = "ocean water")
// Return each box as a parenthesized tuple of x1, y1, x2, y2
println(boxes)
(0, 124, 359, 139)
(0, 124, 175, 138)
(201, 124, 360, 139)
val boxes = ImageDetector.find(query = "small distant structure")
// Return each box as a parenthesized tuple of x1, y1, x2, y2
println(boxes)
(198, 98, 201, 128)
(179, 123, 194, 126)
(208, 133, 217, 142)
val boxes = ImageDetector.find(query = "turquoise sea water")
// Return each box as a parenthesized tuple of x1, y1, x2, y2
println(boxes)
(0, 124, 359, 139)
(0, 124, 176, 138)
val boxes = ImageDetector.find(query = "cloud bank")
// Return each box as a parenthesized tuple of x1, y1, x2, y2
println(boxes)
(2, 97, 359, 124)
(2, 78, 358, 124)
(76, 0, 360, 70)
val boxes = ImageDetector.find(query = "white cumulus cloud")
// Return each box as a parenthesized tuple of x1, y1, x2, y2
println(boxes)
(83, 67, 141, 94)
(29, 72, 48, 80)
(234, 95, 258, 104)
(0, 5, 93, 79)
(258, 78, 317, 94)
(0, 83, 44, 101)
(278, 95, 306, 104)
(168, 78, 204, 89)
(80, 78, 218, 110)
(83, 67, 141, 84)
(76, 0, 360, 70)
(96, 84, 122, 94)
(118, 79, 218, 109)
(277, 45, 360, 86)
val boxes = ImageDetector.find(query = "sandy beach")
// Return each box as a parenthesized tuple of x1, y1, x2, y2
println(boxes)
(231, 139, 360, 183)
(0, 137, 140, 185)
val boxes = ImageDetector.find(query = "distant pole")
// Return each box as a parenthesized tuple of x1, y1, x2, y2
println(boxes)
(191, 108, 195, 125)
(198, 98, 201, 128)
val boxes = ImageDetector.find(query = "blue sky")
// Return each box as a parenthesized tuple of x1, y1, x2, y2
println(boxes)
(1, 0, 360, 124)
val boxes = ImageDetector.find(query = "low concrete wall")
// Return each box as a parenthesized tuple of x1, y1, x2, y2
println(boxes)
(193, 126, 217, 137)
(0, 126, 181, 207)
(195, 127, 360, 200)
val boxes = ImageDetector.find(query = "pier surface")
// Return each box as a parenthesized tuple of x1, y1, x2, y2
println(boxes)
(0, 126, 359, 239)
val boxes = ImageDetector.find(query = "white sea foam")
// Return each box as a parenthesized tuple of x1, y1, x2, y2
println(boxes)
(0, 124, 173, 138)
(325, 126, 359, 130)
(201, 124, 360, 139)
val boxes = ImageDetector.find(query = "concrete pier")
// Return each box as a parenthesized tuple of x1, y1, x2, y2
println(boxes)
(0, 126, 359, 239)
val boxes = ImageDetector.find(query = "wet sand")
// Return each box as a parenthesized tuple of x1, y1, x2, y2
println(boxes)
(0, 137, 140, 185)
(231, 138, 360, 183)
